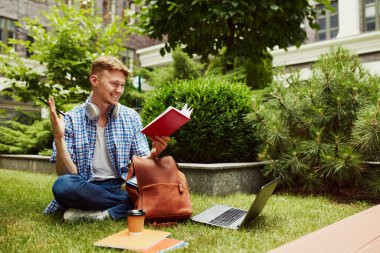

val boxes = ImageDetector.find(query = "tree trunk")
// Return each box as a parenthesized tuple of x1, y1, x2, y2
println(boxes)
(223, 18, 235, 73)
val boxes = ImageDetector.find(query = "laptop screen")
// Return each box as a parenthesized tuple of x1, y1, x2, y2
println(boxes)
(239, 177, 280, 227)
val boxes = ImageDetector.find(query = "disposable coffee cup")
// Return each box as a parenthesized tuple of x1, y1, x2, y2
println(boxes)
(127, 209, 146, 236)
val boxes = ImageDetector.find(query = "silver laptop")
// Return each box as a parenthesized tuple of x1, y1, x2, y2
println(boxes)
(191, 177, 280, 230)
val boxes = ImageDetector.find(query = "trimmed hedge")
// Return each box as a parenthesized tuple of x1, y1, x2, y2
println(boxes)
(0, 119, 53, 155)
(141, 78, 258, 163)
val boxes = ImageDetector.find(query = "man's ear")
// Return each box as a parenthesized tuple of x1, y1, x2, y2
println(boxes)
(89, 75, 98, 87)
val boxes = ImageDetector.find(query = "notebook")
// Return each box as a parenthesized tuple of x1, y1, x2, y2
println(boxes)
(94, 228, 170, 251)
(191, 177, 280, 230)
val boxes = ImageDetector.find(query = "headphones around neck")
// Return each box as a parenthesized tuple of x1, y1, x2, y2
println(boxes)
(85, 92, 120, 121)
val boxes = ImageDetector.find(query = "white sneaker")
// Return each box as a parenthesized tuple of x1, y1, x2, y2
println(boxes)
(63, 208, 110, 222)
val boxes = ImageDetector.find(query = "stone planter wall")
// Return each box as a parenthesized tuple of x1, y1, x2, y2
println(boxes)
(178, 162, 266, 196)
(0, 154, 55, 174)
(0, 154, 266, 196)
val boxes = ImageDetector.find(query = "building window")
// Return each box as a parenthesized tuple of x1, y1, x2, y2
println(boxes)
(364, 0, 380, 31)
(26, 35, 34, 57)
(81, 0, 96, 15)
(65, 0, 95, 13)
(0, 17, 16, 47)
(121, 1, 137, 24)
(316, 1, 339, 41)
(122, 0, 128, 18)
(128, 1, 136, 24)
(65, 0, 73, 7)
(103, 0, 116, 22)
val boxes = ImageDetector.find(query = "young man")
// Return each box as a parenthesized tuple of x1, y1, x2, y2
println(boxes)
(44, 56, 170, 221)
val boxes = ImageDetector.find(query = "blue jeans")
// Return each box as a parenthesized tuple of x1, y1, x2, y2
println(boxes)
(52, 174, 133, 220)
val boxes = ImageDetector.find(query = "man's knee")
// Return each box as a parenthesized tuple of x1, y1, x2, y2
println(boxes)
(52, 174, 82, 199)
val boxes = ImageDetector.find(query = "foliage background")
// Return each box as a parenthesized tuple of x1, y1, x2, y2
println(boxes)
(0, 1, 142, 155)
(0, 2, 134, 107)
(135, 0, 328, 69)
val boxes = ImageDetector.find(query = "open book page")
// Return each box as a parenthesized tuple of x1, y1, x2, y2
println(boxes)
(180, 103, 193, 118)
(141, 104, 193, 138)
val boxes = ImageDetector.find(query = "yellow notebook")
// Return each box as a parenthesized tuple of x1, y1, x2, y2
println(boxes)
(94, 228, 170, 251)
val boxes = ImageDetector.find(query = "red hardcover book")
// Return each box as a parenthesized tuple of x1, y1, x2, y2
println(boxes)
(141, 104, 193, 138)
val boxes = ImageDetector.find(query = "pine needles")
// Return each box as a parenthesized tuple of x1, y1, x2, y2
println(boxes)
(247, 47, 380, 195)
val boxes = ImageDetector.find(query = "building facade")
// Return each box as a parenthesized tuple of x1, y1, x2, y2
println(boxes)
(137, 0, 380, 78)
(272, 0, 380, 78)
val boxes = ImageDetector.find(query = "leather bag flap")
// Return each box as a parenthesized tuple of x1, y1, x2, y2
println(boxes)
(132, 156, 179, 186)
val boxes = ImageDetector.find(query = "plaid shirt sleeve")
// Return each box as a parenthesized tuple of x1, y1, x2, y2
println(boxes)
(50, 115, 75, 164)
(130, 111, 150, 157)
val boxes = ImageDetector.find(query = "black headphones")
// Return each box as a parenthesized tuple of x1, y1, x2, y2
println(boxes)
(85, 92, 120, 121)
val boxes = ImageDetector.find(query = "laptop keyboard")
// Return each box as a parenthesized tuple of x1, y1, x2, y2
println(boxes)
(209, 208, 247, 227)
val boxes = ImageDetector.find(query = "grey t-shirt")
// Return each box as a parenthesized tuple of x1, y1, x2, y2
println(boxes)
(92, 124, 118, 181)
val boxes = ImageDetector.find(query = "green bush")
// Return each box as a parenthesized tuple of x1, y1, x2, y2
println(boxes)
(246, 47, 380, 193)
(141, 78, 258, 163)
(138, 65, 174, 88)
(205, 49, 273, 90)
(0, 119, 53, 155)
(137, 47, 203, 88)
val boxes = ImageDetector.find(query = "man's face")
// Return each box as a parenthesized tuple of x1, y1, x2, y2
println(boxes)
(91, 69, 126, 106)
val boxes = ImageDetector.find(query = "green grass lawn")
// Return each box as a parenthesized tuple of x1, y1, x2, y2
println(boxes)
(0, 169, 374, 253)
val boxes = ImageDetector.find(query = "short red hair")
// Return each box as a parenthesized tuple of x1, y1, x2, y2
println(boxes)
(90, 56, 129, 78)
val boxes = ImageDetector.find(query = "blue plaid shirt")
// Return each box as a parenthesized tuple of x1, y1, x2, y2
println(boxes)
(44, 103, 150, 214)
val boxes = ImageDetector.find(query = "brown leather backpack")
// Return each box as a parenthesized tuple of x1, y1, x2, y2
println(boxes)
(125, 155, 193, 224)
